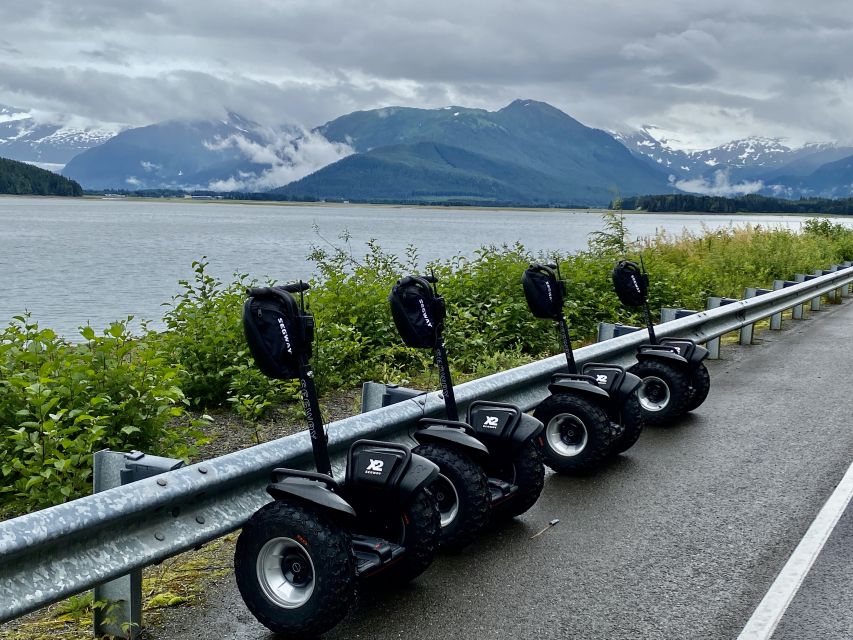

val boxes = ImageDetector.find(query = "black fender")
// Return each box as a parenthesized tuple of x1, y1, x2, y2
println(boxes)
(345, 439, 439, 507)
(267, 474, 356, 518)
(512, 412, 545, 448)
(636, 344, 689, 365)
(660, 338, 709, 366)
(397, 451, 441, 504)
(615, 371, 642, 404)
(548, 377, 611, 401)
(467, 400, 544, 452)
(414, 419, 491, 460)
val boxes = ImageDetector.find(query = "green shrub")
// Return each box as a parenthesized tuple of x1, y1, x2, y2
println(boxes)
(0, 316, 198, 515)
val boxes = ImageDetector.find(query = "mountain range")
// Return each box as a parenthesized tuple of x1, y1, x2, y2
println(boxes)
(614, 126, 853, 198)
(3, 100, 853, 204)
(275, 100, 673, 205)
(0, 105, 123, 170)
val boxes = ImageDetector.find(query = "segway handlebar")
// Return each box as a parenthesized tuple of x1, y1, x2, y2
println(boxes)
(398, 274, 438, 287)
(246, 282, 310, 297)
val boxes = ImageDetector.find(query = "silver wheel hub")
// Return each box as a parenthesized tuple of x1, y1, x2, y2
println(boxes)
(256, 536, 315, 609)
(638, 375, 671, 412)
(434, 473, 460, 528)
(545, 413, 589, 457)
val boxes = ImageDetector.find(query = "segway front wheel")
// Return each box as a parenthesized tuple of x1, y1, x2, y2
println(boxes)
(684, 362, 711, 412)
(610, 393, 643, 455)
(628, 360, 690, 425)
(491, 439, 545, 520)
(235, 500, 355, 638)
(533, 394, 612, 474)
(414, 443, 490, 551)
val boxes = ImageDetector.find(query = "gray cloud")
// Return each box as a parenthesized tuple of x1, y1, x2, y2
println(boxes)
(0, 0, 852, 148)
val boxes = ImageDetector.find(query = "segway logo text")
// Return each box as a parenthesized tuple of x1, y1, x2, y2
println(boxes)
(596, 374, 608, 384)
(418, 298, 433, 328)
(631, 276, 641, 295)
(482, 416, 500, 429)
(365, 459, 384, 475)
(277, 317, 293, 354)
(545, 281, 553, 302)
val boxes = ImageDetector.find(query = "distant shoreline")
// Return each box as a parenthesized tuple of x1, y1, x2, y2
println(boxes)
(0, 193, 845, 217)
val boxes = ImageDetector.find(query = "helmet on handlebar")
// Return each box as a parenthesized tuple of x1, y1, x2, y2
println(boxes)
(522, 263, 566, 320)
(388, 275, 446, 349)
(243, 283, 314, 379)
(612, 260, 649, 308)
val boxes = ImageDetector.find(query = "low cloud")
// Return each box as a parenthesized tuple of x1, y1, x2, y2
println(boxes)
(204, 128, 354, 191)
(675, 169, 764, 196)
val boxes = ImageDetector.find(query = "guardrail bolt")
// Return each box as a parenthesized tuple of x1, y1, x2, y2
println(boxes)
(198, 466, 208, 474)
(157, 478, 167, 487)
(154, 532, 165, 542)
(196, 515, 206, 524)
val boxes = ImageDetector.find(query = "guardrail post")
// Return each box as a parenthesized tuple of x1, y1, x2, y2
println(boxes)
(660, 308, 698, 323)
(705, 297, 738, 358)
(809, 272, 824, 311)
(793, 274, 816, 316)
(596, 323, 642, 342)
(822, 267, 842, 302)
(843, 262, 853, 297)
(93, 450, 184, 639)
(361, 382, 425, 413)
(740, 289, 771, 344)
(771, 281, 797, 329)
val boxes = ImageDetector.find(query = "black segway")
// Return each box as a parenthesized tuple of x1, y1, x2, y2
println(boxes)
(522, 263, 644, 472)
(612, 260, 711, 424)
(389, 275, 545, 548)
(234, 282, 441, 638)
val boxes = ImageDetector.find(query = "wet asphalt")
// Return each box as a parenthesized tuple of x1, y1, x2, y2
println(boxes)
(150, 299, 853, 640)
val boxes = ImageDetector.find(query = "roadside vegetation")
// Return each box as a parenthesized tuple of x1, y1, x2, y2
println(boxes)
(2, 214, 853, 518)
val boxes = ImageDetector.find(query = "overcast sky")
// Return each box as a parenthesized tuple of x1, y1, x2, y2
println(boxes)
(1, 0, 851, 150)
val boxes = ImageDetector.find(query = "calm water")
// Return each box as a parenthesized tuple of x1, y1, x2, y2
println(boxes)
(0, 196, 838, 337)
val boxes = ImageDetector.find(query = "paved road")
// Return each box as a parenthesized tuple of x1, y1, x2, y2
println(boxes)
(772, 480, 853, 639)
(151, 300, 853, 640)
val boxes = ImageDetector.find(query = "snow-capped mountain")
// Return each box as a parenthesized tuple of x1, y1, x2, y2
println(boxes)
(0, 104, 124, 169)
(613, 126, 853, 196)
(614, 127, 851, 180)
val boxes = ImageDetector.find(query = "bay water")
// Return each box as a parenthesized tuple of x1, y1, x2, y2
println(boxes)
(0, 196, 838, 338)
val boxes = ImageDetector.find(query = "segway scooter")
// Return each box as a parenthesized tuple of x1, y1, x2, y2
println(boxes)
(611, 260, 711, 424)
(522, 263, 644, 472)
(389, 275, 545, 549)
(235, 282, 441, 638)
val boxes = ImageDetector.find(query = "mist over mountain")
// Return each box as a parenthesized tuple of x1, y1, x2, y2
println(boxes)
(61, 113, 353, 191)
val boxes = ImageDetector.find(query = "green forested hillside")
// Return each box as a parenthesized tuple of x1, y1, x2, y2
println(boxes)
(276, 141, 607, 205)
(275, 100, 675, 206)
(0, 157, 83, 196)
(620, 193, 853, 214)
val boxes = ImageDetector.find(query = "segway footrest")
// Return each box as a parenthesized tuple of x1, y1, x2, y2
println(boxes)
(487, 477, 518, 505)
(351, 534, 405, 576)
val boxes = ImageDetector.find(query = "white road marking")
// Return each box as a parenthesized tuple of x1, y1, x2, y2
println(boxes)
(737, 459, 853, 640)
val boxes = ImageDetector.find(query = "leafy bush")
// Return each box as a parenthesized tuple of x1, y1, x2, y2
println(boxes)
(7, 217, 853, 516)
(0, 316, 199, 515)
(158, 258, 296, 413)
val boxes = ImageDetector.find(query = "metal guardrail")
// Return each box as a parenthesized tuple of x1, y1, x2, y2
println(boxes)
(3, 263, 853, 624)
